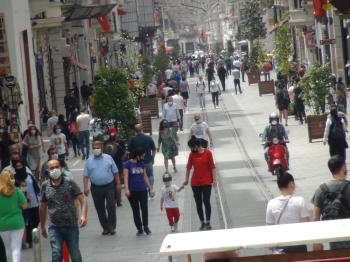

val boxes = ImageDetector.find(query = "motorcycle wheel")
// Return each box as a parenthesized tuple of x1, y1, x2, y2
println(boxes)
(273, 165, 282, 179)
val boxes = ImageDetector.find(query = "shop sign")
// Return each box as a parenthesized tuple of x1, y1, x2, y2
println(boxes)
(305, 31, 315, 48)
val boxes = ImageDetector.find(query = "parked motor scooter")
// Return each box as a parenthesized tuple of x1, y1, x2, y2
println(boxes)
(259, 134, 289, 179)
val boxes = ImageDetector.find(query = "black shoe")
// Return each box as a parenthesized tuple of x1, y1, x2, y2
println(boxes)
(117, 201, 123, 207)
(82, 153, 86, 160)
(28, 243, 33, 248)
(144, 227, 152, 235)
(205, 222, 212, 230)
(136, 229, 144, 236)
(199, 222, 206, 231)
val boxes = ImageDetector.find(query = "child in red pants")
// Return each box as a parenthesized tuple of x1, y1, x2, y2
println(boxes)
(160, 173, 184, 232)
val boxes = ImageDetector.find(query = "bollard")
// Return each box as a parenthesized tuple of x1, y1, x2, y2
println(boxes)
(63, 241, 70, 262)
(32, 228, 41, 262)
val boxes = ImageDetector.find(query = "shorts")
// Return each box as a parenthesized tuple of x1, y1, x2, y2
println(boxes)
(181, 92, 189, 99)
(278, 106, 288, 111)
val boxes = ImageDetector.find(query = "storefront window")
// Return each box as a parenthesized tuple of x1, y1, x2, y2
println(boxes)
(0, 14, 11, 80)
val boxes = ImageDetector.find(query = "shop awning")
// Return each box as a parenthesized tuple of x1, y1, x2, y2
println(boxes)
(268, 16, 290, 34)
(329, 0, 350, 14)
(61, 4, 117, 21)
(70, 57, 88, 70)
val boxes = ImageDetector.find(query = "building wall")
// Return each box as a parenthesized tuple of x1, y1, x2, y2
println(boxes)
(0, 0, 40, 129)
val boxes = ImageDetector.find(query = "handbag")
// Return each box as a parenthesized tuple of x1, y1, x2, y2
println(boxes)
(289, 103, 294, 112)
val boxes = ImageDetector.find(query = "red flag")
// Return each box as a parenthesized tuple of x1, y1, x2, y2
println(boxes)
(96, 16, 110, 33)
(88, 19, 92, 27)
(313, 0, 324, 18)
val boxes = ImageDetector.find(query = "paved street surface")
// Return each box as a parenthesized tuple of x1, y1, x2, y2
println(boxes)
(21, 70, 340, 261)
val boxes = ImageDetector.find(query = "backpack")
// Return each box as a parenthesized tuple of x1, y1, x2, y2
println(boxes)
(196, 81, 205, 86)
(282, 88, 290, 104)
(330, 117, 345, 139)
(320, 181, 350, 220)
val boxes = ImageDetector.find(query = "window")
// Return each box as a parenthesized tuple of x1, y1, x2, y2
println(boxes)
(0, 14, 11, 79)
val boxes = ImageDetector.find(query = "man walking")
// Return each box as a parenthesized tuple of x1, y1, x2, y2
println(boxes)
(64, 90, 76, 121)
(205, 66, 215, 92)
(172, 89, 185, 131)
(40, 159, 87, 262)
(77, 107, 91, 160)
(80, 80, 89, 107)
(162, 96, 181, 133)
(225, 56, 232, 76)
(83, 141, 120, 235)
(128, 124, 156, 198)
(47, 110, 58, 137)
(217, 64, 227, 91)
(311, 155, 350, 251)
(240, 60, 246, 82)
(232, 67, 242, 94)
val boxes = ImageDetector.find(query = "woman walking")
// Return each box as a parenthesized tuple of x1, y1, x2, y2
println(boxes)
(69, 115, 79, 157)
(22, 126, 42, 179)
(180, 77, 190, 107)
(189, 114, 213, 148)
(210, 76, 221, 109)
(196, 76, 206, 110)
(275, 83, 290, 126)
(49, 124, 69, 160)
(157, 121, 179, 174)
(124, 147, 154, 236)
(336, 77, 349, 114)
(0, 170, 28, 262)
(293, 79, 307, 124)
(183, 136, 216, 230)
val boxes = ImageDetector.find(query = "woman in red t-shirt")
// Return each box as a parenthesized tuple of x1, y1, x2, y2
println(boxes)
(183, 136, 216, 230)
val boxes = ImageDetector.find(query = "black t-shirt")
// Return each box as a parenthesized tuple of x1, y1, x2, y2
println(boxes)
(206, 68, 214, 78)
(80, 85, 89, 97)
(218, 67, 226, 78)
(0, 140, 15, 161)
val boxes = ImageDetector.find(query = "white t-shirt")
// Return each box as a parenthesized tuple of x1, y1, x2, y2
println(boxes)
(49, 133, 67, 155)
(266, 195, 309, 225)
(161, 184, 179, 208)
(191, 122, 209, 140)
(196, 81, 206, 94)
(172, 65, 179, 73)
(210, 81, 220, 93)
(165, 69, 173, 79)
(77, 114, 91, 131)
(163, 86, 172, 97)
(172, 94, 184, 110)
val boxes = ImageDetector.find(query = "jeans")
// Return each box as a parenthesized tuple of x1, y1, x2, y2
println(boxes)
(168, 121, 178, 133)
(264, 72, 270, 81)
(127, 190, 149, 230)
(198, 93, 205, 108)
(234, 79, 242, 93)
(219, 76, 226, 91)
(211, 92, 219, 106)
(91, 182, 116, 230)
(144, 162, 154, 187)
(78, 130, 90, 156)
(195, 66, 199, 74)
(226, 65, 231, 76)
(179, 109, 184, 129)
(192, 185, 212, 222)
(181, 71, 187, 78)
(48, 226, 82, 262)
(0, 229, 24, 262)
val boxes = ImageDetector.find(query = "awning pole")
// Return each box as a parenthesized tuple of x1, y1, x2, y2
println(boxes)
(187, 254, 192, 262)
(168, 256, 173, 262)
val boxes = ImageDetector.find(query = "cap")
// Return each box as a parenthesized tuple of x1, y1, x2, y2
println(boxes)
(109, 127, 117, 136)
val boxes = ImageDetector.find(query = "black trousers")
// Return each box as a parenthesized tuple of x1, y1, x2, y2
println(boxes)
(0, 236, 6, 262)
(127, 190, 148, 230)
(66, 107, 74, 121)
(207, 77, 213, 92)
(241, 71, 245, 82)
(219, 76, 226, 91)
(234, 79, 242, 93)
(27, 206, 40, 244)
(192, 185, 212, 222)
(91, 182, 116, 230)
(329, 140, 347, 160)
(226, 65, 231, 76)
(179, 109, 183, 129)
(211, 92, 219, 106)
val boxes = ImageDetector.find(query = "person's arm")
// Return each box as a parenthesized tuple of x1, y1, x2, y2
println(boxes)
(160, 197, 164, 211)
(177, 185, 184, 192)
(211, 168, 217, 187)
(83, 175, 90, 197)
(22, 135, 29, 147)
(76, 119, 80, 133)
(342, 119, 347, 132)
(206, 127, 213, 145)
(124, 168, 130, 197)
(47, 124, 51, 137)
(143, 167, 152, 191)
(312, 206, 324, 251)
(187, 82, 190, 94)
(176, 107, 181, 124)
(39, 201, 48, 238)
(181, 99, 185, 112)
(300, 217, 310, 222)
(323, 118, 331, 144)
(75, 194, 88, 227)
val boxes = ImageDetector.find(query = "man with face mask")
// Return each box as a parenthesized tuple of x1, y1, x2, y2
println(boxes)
(83, 141, 120, 235)
(162, 96, 181, 134)
(312, 155, 350, 251)
(261, 112, 289, 165)
(39, 160, 87, 262)
(40, 148, 70, 184)
(4, 152, 32, 175)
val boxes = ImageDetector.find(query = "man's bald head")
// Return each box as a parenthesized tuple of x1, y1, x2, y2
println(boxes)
(48, 159, 60, 169)
(134, 124, 143, 134)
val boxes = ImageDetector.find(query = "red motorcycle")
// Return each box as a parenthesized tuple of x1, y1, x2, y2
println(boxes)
(261, 137, 289, 178)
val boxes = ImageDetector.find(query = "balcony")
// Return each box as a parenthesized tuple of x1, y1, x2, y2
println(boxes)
(30, 0, 65, 28)
(289, 3, 314, 26)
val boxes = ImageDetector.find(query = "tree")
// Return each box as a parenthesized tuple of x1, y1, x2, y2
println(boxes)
(240, 0, 266, 43)
(93, 67, 137, 142)
(226, 40, 234, 55)
(141, 55, 152, 87)
(211, 41, 221, 55)
(275, 24, 294, 77)
(171, 40, 181, 58)
(154, 43, 169, 76)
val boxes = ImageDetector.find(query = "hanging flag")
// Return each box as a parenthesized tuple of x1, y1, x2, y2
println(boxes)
(96, 16, 110, 33)
(322, 2, 332, 11)
(117, 4, 126, 15)
(88, 19, 92, 27)
(313, 0, 324, 18)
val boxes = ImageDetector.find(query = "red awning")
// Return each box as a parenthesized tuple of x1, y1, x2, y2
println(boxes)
(70, 57, 88, 70)
(117, 7, 126, 15)
(96, 16, 110, 33)
(268, 16, 290, 34)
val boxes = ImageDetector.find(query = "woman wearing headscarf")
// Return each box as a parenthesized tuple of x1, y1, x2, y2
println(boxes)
(0, 170, 28, 261)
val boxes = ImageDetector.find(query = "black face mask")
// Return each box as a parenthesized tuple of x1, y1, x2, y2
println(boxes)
(11, 160, 18, 168)
(15, 167, 27, 181)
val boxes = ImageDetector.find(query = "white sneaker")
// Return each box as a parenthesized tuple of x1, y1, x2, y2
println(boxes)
(203, 107, 206, 110)
(174, 222, 178, 230)
(171, 226, 175, 232)
(148, 197, 151, 201)
(216, 106, 219, 109)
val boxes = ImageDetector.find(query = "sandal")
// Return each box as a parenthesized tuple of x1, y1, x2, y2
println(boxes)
(173, 167, 178, 173)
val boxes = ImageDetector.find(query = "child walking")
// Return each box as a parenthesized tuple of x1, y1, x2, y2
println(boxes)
(160, 173, 184, 232)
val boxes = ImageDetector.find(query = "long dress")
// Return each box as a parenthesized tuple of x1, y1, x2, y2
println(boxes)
(158, 128, 179, 159)
(24, 135, 41, 170)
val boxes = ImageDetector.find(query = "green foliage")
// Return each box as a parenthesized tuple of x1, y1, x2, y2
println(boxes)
(239, 0, 266, 43)
(299, 63, 332, 115)
(154, 43, 169, 74)
(248, 38, 264, 71)
(226, 40, 234, 55)
(93, 67, 137, 142)
(211, 41, 221, 55)
(275, 24, 293, 76)
(171, 40, 181, 58)
(141, 55, 152, 87)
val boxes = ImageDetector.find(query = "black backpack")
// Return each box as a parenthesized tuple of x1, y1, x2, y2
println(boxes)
(320, 181, 350, 220)
(330, 117, 345, 139)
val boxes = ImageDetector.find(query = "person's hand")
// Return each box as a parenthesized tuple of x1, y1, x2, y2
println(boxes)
(183, 179, 189, 186)
(323, 141, 327, 146)
(41, 227, 48, 238)
(125, 189, 131, 197)
(84, 187, 89, 197)
(42, 148, 46, 153)
(160, 206, 163, 211)
(27, 195, 32, 202)
(213, 180, 217, 187)
(80, 215, 87, 227)
(313, 243, 324, 251)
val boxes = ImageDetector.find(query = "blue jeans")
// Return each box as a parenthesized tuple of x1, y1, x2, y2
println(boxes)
(78, 130, 90, 156)
(198, 93, 205, 108)
(145, 162, 154, 187)
(48, 226, 82, 262)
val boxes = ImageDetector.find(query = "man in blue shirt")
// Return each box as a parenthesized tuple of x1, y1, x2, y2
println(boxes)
(128, 124, 156, 199)
(83, 141, 121, 235)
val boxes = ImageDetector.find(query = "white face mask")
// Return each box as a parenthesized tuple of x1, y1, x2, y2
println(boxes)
(30, 130, 36, 135)
(196, 120, 201, 124)
(20, 186, 27, 193)
(49, 168, 61, 180)
(51, 154, 58, 160)
(93, 148, 102, 156)
(56, 129, 61, 134)
(168, 102, 173, 106)
(164, 181, 171, 187)
(271, 120, 278, 125)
